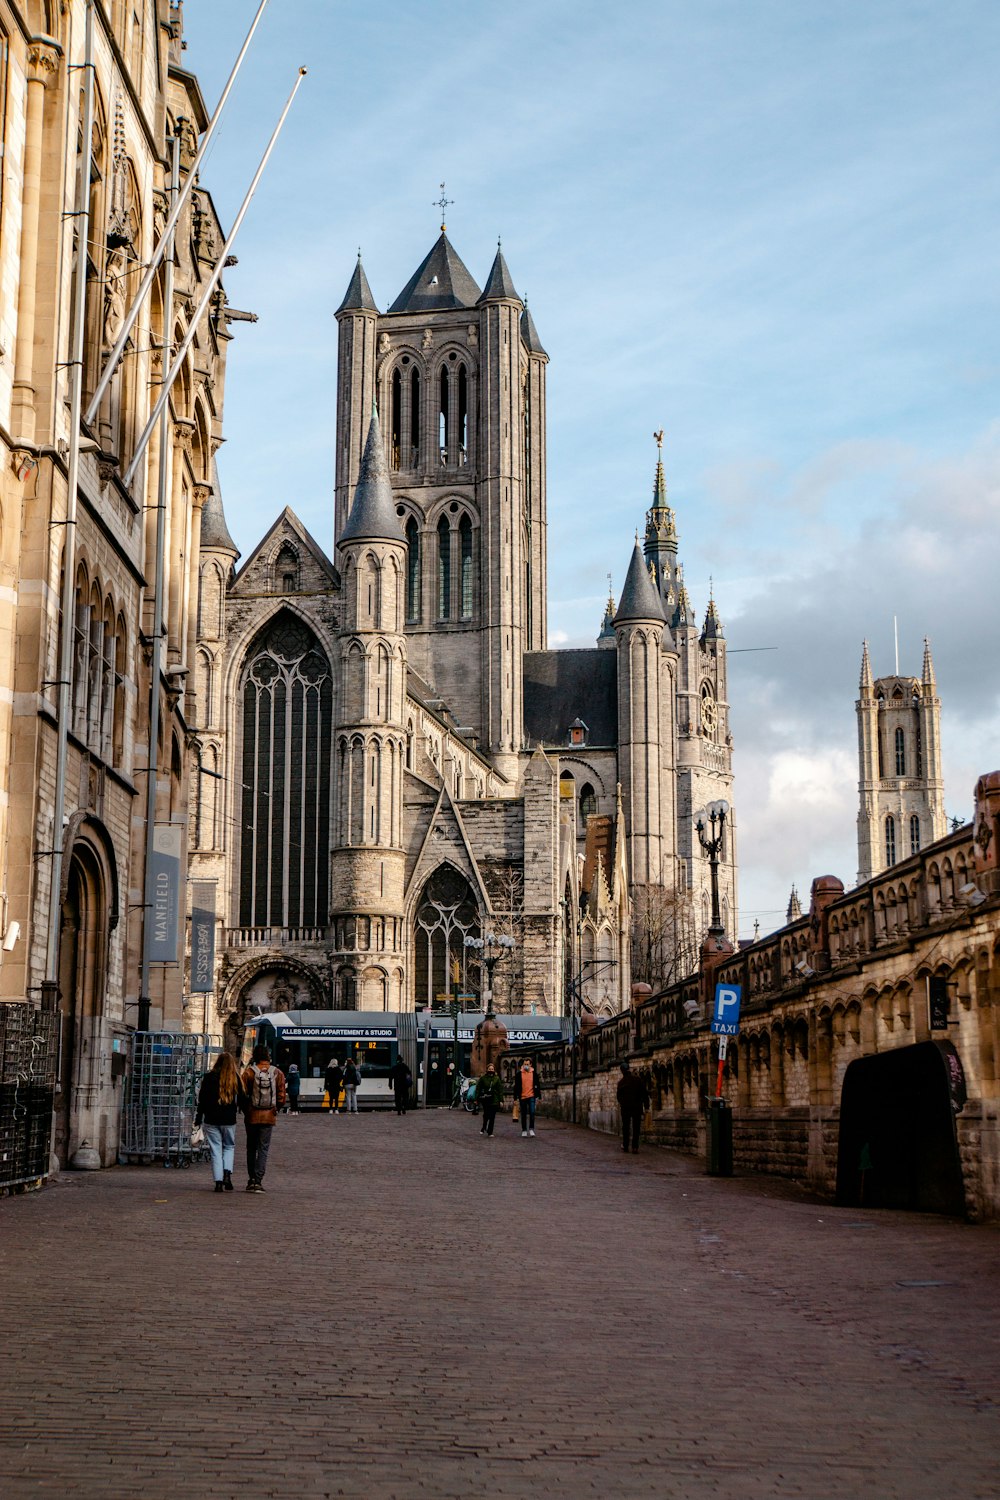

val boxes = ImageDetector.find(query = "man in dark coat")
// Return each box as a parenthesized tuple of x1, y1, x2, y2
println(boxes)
(617, 1060, 649, 1154)
(388, 1057, 412, 1115)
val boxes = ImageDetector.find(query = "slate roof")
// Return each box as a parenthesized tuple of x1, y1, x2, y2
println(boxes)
(336, 255, 379, 314)
(200, 461, 239, 555)
(340, 411, 405, 544)
(388, 234, 482, 314)
(523, 649, 618, 748)
(520, 303, 547, 357)
(477, 247, 520, 303)
(614, 540, 664, 624)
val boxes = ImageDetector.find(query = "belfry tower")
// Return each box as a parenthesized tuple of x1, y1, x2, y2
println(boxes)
(335, 226, 548, 782)
(856, 639, 946, 882)
(330, 412, 408, 1009)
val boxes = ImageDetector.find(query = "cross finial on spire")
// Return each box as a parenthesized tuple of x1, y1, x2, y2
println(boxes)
(434, 182, 453, 233)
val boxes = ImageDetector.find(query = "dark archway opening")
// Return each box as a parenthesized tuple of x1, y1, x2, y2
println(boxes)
(836, 1041, 966, 1216)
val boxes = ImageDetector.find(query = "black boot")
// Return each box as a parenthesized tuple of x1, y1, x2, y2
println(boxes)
(214, 1181, 225, 1193)
(222, 1170, 234, 1192)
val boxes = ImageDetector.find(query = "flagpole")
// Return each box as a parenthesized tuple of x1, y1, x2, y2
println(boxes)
(84, 0, 274, 429)
(123, 67, 308, 493)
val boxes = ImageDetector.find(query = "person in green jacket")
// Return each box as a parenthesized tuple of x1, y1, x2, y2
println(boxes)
(477, 1062, 505, 1137)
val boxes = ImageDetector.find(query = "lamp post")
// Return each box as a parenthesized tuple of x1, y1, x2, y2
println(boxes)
(695, 800, 729, 937)
(463, 930, 516, 1019)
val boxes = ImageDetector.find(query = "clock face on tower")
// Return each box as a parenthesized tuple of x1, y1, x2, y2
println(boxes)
(701, 690, 717, 734)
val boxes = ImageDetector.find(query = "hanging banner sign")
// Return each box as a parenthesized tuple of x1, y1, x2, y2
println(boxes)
(190, 882, 216, 993)
(148, 824, 183, 965)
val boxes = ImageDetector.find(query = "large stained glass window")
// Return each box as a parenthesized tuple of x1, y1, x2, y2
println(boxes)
(239, 612, 332, 929)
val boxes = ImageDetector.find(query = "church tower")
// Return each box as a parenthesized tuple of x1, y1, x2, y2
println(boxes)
(614, 540, 668, 887)
(856, 639, 946, 883)
(330, 412, 408, 1010)
(334, 226, 548, 783)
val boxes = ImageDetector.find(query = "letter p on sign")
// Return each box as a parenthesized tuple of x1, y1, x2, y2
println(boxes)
(712, 984, 742, 1036)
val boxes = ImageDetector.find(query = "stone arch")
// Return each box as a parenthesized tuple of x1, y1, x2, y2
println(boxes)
(220, 954, 327, 1045)
(411, 863, 481, 1011)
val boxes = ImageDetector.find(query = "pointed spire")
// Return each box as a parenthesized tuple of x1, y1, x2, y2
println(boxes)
(644, 431, 678, 551)
(477, 243, 521, 304)
(860, 639, 873, 693)
(614, 539, 664, 625)
(200, 462, 239, 557)
(786, 886, 802, 922)
(922, 637, 936, 690)
(598, 576, 616, 641)
(340, 406, 405, 544)
(520, 298, 547, 357)
(336, 253, 379, 315)
(702, 587, 723, 640)
(388, 234, 481, 314)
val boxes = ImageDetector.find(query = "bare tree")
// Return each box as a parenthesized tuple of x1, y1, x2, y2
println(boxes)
(631, 884, 699, 990)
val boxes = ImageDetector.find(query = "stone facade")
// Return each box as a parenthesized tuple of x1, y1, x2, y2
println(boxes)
(529, 773, 1000, 1223)
(195, 235, 738, 1036)
(0, 1, 237, 1170)
(857, 638, 947, 882)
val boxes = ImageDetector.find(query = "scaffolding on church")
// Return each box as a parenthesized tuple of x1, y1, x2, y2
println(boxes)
(120, 1032, 219, 1165)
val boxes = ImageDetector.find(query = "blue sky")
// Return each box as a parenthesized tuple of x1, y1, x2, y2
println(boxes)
(182, 0, 1000, 936)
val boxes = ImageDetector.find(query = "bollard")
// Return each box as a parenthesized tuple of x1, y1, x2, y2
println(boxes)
(706, 1097, 733, 1176)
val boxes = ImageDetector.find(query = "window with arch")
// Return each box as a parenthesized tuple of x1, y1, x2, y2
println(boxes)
(910, 814, 921, 855)
(885, 815, 896, 866)
(580, 783, 597, 825)
(389, 361, 422, 471)
(238, 612, 333, 929)
(460, 514, 473, 618)
(405, 517, 420, 622)
(438, 368, 449, 464)
(437, 516, 451, 619)
(414, 865, 480, 1010)
(895, 726, 906, 776)
(559, 770, 574, 802)
(275, 543, 299, 594)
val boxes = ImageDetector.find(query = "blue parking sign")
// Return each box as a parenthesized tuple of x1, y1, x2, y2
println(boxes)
(711, 984, 742, 1036)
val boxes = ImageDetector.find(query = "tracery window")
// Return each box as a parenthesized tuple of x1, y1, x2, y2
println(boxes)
(437, 516, 451, 620)
(885, 815, 896, 866)
(238, 613, 333, 929)
(895, 727, 906, 776)
(405, 517, 420, 622)
(460, 514, 473, 618)
(910, 815, 920, 855)
(414, 866, 479, 1009)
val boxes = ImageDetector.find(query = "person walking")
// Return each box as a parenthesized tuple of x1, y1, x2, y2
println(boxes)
(324, 1058, 344, 1115)
(195, 1053, 247, 1192)
(477, 1062, 504, 1137)
(617, 1059, 649, 1154)
(241, 1043, 286, 1192)
(388, 1057, 412, 1115)
(342, 1056, 361, 1113)
(517, 1058, 541, 1138)
(286, 1062, 301, 1114)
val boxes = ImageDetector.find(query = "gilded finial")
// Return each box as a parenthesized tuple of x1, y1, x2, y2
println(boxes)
(654, 428, 664, 451)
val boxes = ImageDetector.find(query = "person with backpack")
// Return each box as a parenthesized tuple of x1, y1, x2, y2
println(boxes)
(342, 1055, 361, 1113)
(241, 1043, 286, 1192)
(324, 1058, 344, 1115)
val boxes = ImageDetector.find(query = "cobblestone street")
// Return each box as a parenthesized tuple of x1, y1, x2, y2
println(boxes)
(2, 1109, 998, 1499)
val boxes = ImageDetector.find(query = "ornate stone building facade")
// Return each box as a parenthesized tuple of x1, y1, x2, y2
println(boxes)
(0, 1, 237, 1169)
(856, 639, 947, 882)
(195, 232, 738, 1034)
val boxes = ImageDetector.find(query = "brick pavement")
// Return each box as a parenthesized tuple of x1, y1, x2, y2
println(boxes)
(1, 1108, 999, 1500)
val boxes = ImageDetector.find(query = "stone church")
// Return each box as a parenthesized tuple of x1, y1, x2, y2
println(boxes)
(189, 230, 738, 1031)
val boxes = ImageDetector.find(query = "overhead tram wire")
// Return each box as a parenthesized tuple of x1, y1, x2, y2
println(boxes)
(84, 0, 275, 430)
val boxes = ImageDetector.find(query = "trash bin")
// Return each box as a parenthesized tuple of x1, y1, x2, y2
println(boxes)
(706, 1098, 733, 1176)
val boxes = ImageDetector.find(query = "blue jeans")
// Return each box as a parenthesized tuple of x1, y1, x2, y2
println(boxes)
(344, 1085, 358, 1113)
(519, 1097, 536, 1131)
(203, 1123, 235, 1182)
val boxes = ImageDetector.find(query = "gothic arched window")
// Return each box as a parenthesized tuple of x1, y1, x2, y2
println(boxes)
(885, 815, 896, 866)
(460, 513, 473, 618)
(405, 517, 420, 622)
(457, 363, 468, 462)
(410, 367, 421, 467)
(910, 814, 921, 855)
(437, 516, 451, 620)
(238, 612, 333, 930)
(275, 543, 299, 595)
(390, 366, 402, 471)
(895, 726, 906, 776)
(414, 865, 479, 1010)
(580, 783, 597, 825)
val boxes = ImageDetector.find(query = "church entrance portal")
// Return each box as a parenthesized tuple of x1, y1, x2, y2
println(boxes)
(835, 1041, 966, 1216)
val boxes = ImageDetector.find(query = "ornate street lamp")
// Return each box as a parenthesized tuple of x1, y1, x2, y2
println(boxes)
(463, 930, 516, 1019)
(695, 800, 729, 937)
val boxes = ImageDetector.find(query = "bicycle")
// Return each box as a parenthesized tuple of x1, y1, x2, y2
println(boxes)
(450, 1074, 479, 1113)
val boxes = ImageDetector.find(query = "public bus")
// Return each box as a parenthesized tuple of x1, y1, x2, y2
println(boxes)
(241, 1011, 418, 1110)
